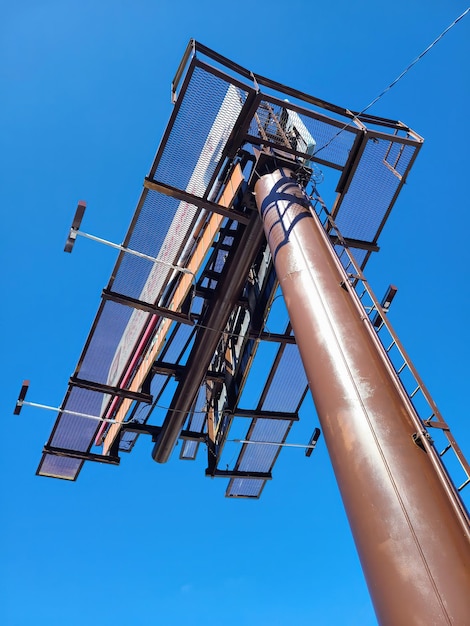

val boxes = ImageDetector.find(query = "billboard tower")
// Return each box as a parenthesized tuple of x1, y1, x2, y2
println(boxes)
(16, 42, 470, 623)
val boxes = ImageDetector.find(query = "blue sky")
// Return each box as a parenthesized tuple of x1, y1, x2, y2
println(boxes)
(1, 2, 469, 625)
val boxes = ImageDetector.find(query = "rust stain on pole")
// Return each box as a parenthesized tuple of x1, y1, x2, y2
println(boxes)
(255, 167, 470, 625)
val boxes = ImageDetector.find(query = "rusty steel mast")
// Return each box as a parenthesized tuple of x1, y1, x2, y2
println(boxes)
(254, 165, 470, 623)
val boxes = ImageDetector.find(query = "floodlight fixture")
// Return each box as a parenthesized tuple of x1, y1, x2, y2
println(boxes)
(305, 427, 321, 457)
(64, 201, 86, 252)
(372, 284, 398, 327)
(13, 380, 30, 415)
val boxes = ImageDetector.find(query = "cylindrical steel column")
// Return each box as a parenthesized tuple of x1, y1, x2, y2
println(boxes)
(255, 167, 470, 625)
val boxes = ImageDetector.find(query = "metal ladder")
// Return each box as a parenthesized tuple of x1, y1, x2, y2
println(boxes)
(310, 188, 470, 505)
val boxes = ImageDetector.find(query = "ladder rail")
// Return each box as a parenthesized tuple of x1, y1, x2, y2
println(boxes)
(311, 192, 470, 512)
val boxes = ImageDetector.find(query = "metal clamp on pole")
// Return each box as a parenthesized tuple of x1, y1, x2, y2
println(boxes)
(305, 427, 321, 457)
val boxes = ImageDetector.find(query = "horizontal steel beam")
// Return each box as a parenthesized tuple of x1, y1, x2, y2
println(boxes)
(120, 423, 162, 438)
(180, 429, 207, 443)
(249, 331, 296, 344)
(144, 177, 250, 225)
(69, 376, 152, 404)
(43, 445, 120, 465)
(328, 235, 380, 253)
(118, 423, 206, 443)
(205, 469, 272, 480)
(102, 289, 194, 325)
(151, 361, 185, 378)
(232, 408, 299, 421)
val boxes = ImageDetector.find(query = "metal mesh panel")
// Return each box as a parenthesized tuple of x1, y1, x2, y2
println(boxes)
(112, 192, 190, 297)
(261, 344, 307, 412)
(180, 439, 198, 460)
(50, 387, 108, 450)
(37, 387, 110, 480)
(78, 300, 143, 385)
(226, 478, 265, 498)
(126, 191, 184, 259)
(335, 138, 416, 242)
(37, 455, 82, 480)
(153, 66, 247, 195)
(238, 418, 291, 472)
(238, 340, 280, 408)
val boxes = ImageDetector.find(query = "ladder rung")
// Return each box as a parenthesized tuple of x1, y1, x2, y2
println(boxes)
(409, 385, 421, 398)
(423, 419, 449, 431)
(397, 361, 407, 374)
(386, 340, 396, 352)
(440, 444, 452, 456)
(458, 477, 470, 492)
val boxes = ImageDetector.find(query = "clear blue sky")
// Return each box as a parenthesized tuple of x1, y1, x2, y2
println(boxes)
(1, 2, 469, 625)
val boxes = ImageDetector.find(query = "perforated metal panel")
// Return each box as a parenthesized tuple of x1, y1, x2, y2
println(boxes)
(220, 319, 306, 498)
(334, 137, 416, 244)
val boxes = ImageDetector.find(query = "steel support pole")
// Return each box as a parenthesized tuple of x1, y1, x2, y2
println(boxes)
(254, 167, 470, 625)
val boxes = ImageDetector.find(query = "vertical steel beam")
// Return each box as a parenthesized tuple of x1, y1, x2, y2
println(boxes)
(152, 211, 265, 464)
(254, 167, 470, 625)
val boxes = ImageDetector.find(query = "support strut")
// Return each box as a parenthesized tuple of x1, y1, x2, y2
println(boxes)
(254, 166, 470, 625)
